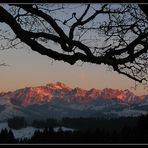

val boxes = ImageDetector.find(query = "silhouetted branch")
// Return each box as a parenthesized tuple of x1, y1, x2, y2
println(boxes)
(138, 4, 148, 18)
(0, 4, 147, 83)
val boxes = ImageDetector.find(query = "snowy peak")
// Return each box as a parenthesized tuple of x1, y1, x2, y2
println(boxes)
(0, 82, 147, 107)
(9, 86, 52, 107)
(86, 88, 100, 98)
(0, 82, 148, 121)
(99, 88, 135, 100)
(72, 87, 86, 97)
(46, 82, 71, 90)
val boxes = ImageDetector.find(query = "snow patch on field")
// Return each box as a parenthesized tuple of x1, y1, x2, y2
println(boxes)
(0, 122, 42, 139)
(0, 122, 74, 139)
(0, 122, 9, 130)
(12, 127, 43, 139)
(54, 126, 74, 132)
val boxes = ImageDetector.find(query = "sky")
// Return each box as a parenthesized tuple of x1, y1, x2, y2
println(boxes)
(0, 47, 147, 96)
(0, 4, 148, 96)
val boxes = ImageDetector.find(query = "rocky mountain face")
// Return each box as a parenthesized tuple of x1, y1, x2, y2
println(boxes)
(0, 82, 147, 121)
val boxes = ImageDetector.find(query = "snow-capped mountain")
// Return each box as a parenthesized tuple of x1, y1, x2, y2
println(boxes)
(0, 82, 147, 121)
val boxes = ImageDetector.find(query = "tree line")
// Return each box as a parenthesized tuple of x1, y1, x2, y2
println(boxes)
(0, 114, 147, 143)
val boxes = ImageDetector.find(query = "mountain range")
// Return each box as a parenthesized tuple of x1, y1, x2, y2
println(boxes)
(0, 82, 148, 121)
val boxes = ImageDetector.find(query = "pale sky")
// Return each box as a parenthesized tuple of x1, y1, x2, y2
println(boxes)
(0, 4, 148, 96)
(0, 47, 147, 96)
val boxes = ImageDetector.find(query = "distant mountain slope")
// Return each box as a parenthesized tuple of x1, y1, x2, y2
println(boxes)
(0, 82, 147, 121)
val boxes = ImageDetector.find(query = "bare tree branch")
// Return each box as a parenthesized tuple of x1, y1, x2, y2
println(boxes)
(0, 4, 148, 83)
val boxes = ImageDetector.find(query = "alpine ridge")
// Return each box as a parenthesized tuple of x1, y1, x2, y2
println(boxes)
(0, 82, 148, 121)
(0, 82, 140, 106)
